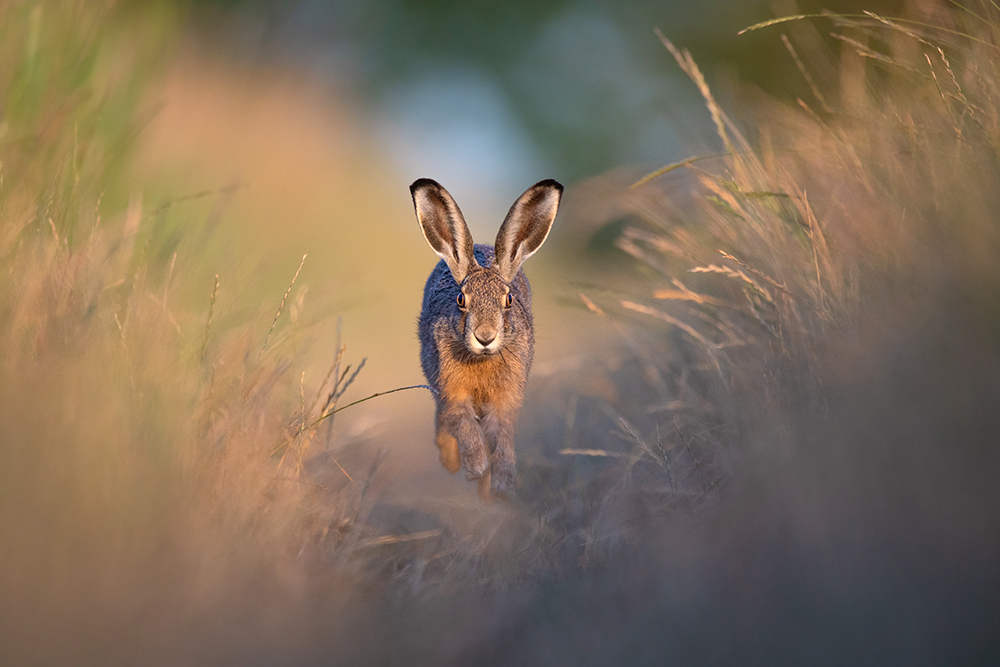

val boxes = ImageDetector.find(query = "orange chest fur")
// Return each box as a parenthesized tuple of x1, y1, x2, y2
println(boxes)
(436, 340, 526, 411)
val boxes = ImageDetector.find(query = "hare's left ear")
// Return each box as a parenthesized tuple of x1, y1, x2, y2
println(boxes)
(411, 178, 479, 284)
(494, 179, 562, 283)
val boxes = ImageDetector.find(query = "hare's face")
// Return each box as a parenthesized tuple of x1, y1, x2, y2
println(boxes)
(458, 268, 513, 356)
(412, 176, 560, 357)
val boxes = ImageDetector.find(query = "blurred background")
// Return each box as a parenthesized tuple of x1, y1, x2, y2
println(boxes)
(180, 0, 906, 221)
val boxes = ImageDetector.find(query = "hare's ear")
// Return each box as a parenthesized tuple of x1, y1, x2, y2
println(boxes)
(411, 178, 478, 284)
(494, 179, 562, 283)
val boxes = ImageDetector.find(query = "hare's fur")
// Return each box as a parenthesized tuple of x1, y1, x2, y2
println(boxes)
(412, 179, 562, 499)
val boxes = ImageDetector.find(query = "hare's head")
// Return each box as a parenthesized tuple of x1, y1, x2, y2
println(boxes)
(411, 178, 562, 356)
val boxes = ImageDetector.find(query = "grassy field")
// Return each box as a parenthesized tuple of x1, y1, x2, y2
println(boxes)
(2, 1, 999, 665)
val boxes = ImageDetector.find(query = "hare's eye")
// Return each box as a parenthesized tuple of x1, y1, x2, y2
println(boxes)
(504, 292, 513, 308)
(457, 292, 466, 308)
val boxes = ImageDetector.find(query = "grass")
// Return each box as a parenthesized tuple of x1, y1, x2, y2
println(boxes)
(2, 1, 1000, 665)
(597, 0, 1000, 440)
(0, 3, 396, 661)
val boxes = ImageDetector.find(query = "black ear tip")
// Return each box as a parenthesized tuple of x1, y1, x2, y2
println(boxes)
(410, 178, 442, 194)
(533, 178, 563, 194)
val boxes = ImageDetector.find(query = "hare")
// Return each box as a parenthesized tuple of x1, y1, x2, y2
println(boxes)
(411, 178, 562, 499)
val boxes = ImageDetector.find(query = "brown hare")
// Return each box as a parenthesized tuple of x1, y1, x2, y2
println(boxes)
(411, 178, 562, 499)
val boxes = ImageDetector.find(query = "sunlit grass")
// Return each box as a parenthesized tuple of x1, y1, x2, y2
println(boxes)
(590, 0, 1000, 458)
(542, 4, 1000, 598)
(0, 3, 391, 661)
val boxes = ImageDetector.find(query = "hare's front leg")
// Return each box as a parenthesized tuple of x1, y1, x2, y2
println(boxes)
(434, 405, 461, 473)
(482, 407, 519, 499)
(438, 398, 489, 479)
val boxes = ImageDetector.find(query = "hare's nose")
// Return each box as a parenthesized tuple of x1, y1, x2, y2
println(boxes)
(475, 331, 497, 346)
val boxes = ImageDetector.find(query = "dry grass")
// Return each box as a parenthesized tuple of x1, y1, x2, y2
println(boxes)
(0, 3, 421, 662)
(580, 0, 1000, 478)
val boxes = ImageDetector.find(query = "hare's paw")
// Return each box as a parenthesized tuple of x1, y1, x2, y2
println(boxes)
(460, 441, 489, 480)
(440, 446, 461, 473)
(490, 461, 517, 500)
(435, 431, 461, 473)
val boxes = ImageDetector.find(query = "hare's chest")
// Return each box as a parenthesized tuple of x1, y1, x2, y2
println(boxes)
(437, 351, 526, 411)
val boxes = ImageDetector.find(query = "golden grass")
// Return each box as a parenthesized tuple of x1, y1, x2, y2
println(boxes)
(615, 2, 1000, 366)
(569, 0, 1000, 565)
(0, 4, 430, 661)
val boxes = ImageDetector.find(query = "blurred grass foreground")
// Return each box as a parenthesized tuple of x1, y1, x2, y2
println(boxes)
(2, 1, 1000, 665)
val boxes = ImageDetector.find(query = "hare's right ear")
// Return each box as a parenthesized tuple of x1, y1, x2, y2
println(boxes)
(411, 178, 478, 284)
(494, 179, 562, 283)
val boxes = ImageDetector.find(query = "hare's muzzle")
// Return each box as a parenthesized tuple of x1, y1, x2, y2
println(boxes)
(466, 324, 502, 355)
